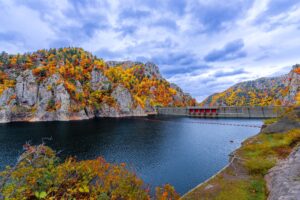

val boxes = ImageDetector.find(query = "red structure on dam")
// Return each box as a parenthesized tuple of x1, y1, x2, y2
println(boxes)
(189, 108, 218, 117)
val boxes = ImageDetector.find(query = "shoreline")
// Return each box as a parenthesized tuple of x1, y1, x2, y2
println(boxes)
(180, 139, 253, 199)
(181, 108, 300, 199)
(181, 158, 233, 199)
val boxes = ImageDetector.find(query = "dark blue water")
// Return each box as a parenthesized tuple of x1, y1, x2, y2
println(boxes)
(0, 116, 262, 194)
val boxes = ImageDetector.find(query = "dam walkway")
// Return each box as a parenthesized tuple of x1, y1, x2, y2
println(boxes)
(157, 106, 289, 119)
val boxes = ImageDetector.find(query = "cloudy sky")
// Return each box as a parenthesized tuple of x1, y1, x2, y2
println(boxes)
(0, 0, 299, 101)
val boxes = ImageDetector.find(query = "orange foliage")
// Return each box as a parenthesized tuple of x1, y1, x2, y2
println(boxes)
(294, 67, 300, 75)
(64, 81, 76, 94)
(0, 144, 180, 200)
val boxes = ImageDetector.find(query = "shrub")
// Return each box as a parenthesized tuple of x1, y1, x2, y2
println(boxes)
(0, 144, 179, 200)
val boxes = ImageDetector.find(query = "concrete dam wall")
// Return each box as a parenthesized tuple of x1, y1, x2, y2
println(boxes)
(157, 106, 288, 118)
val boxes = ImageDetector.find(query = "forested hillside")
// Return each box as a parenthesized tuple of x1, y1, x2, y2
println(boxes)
(201, 65, 300, 106)
(0, 47, 195, 122)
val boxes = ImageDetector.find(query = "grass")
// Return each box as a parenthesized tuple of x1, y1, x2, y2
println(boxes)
(213, 178, 266, 200)
(263, 118, 278, 125)
(239, 129, 300, 175)
(182, 168, 267, 200)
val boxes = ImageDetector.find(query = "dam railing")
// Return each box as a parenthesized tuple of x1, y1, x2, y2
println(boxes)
(156, 106, 289, 118)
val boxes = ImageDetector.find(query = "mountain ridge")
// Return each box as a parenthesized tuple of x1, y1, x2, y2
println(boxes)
(201, 64, 300, 106)
(0, 47, 196, 123)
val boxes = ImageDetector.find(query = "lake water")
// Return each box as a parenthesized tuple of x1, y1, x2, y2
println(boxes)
(0, 116, 262, 195)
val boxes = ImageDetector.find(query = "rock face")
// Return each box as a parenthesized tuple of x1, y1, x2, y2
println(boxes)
(282, 64, 300, 105)
(265, 146, 300, 200)
(106, 61, 142, 69)
(261, 107, 300, 134)
(144, 62, 163, 80)
(91, 68, 111, 91)
(263, 108, 300, 199)
(0, 48, 195, 123)
(112, 85, 133, 114)
(16, 70, 38, 106)
(201, 64, 300, 106)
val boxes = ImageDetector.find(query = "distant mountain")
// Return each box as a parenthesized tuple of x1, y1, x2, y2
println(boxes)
(0, 47, 196, 122)
(201, 65, 300, 106)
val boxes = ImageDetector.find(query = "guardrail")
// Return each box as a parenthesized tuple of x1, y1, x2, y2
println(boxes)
(156, 106, 289, 118)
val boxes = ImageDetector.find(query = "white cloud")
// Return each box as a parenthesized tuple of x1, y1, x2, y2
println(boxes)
(0, 0, 299, 101)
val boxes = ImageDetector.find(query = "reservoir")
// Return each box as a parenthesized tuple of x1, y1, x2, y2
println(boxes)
(0, 116, 262, 195)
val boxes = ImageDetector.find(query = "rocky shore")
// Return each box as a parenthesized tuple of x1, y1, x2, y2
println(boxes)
(265, 146, 300, 200)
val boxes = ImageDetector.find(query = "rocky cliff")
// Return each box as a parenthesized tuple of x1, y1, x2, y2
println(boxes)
(201, 64, 300, 106)
(0, 48, 196, 123)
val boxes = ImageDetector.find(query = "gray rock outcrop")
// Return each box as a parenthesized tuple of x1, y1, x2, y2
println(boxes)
(265, 146, 300, 200)
(15, 70, 38, 106)
(91, 68, 111, 91)
(111, 85, 147, 117)
(261, 108, 300, 134)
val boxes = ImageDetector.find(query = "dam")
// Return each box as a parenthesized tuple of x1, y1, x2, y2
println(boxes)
(156, 106, 288, 118)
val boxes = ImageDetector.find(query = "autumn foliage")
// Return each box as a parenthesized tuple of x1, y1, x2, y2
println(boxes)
(0, 48, 195, 112)
(201, 66, 300, 107)
(0, 144, 179, 200)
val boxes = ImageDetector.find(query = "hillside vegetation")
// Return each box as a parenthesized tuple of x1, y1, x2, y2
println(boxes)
(201, 65, 300, 106)
(0, 48, 195, 122)
(0, 143, 179, 200)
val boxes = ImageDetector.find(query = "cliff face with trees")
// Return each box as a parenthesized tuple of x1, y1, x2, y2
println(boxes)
(201, 65, 300, 107)
(0, 48, 196, 123)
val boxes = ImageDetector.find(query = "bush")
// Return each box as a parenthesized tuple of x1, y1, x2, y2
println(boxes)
(0, 144, 179, 200)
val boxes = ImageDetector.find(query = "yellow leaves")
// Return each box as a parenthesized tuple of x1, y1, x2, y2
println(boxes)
(9, 57, 17, 67)
(89, 90, 116, 108)
(169, 88, 177, 95)
(274, 99, 282, 106)
(83, 71, 91, 80)
(47, 85, 52, 91)
(3, 80, 15, 88)
(281, 87, 289, 97)
(32, 66, 48, 79)
(94, 59, 106, 70)
(295, 92, 300, 105)
(79, 185, 90, 193)
(64, 81, 76, 93)
(48, 62, 57, 75)
(0, 86, 6, 96)
(134, 95, 146, 108)
(0, 71, 15, 96)
(58, 65, 66, 75)
(35, 191, 47, 199)
(24, 57, 33, 69)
